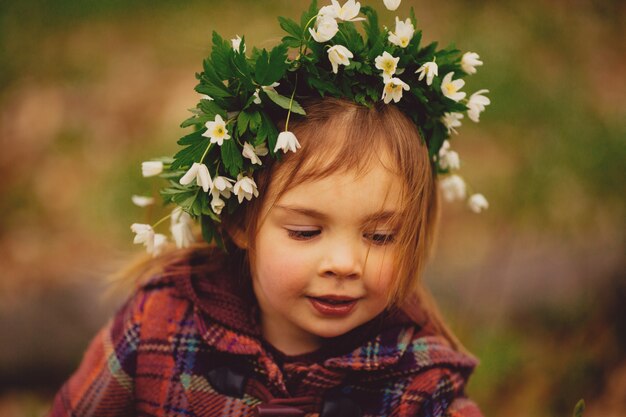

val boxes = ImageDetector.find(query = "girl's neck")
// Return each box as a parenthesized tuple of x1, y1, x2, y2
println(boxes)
(260, 315, 323, 356)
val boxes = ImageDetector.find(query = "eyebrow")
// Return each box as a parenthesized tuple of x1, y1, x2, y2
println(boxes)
(274, 204, 399, 224)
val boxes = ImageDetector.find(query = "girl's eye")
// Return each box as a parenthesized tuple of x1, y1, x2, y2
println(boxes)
(286, 229, 321, 240)
(366, 232, 396, 245)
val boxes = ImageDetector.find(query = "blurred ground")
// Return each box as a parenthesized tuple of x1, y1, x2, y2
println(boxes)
(0, 0, 625, 416)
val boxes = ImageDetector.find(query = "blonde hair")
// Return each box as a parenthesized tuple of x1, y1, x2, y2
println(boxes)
(113, 97, 470, 354)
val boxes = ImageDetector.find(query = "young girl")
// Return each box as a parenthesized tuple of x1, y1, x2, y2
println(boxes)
(49, 1, 489, 416)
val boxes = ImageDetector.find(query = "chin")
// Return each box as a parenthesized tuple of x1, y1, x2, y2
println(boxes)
(309, 320, 359, 339)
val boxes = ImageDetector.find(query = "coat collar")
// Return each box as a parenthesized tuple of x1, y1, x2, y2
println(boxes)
(174, 256, 478, 378)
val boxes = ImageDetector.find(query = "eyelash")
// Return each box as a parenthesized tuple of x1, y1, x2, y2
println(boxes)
(366, 232, 396, 245)
(285, 229, 396, 245)
(286, 229, 321, 240)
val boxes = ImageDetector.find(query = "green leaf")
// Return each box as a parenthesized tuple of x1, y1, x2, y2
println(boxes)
(231, 38, 254, 90)
(409, 7, 417, 27)
(278, 16, 301, 39)
(198, 61, 231, 98)
(417, 41, 438, 62)
(258, 111, 279, 153)
(308, 76, 342, 96)
(161, 185, 200, 213)
(264, 89, 306, 115)
(211, 31, 234, 80)
(201, 214, 224, 248)
(249, 111, 262, 131)
(180, 114, 209, 128)
(412, 30, 422, 52)
(237, 110, 252, 136)
(171, 138, 208, 171)
(198, 100, 227, 119)
(254, 44, 289, 86)
(338, 21, 364, 54)
(300, 0, 318, 31)
(196, 81, 232, 100)
(361, 6, 380, 48)
(177, 129, 205, 146)
(573, 399, 585, 417)
(220, 139, 243, 177)
(429, 122, 447, 159)
(281, 35, 302, 48)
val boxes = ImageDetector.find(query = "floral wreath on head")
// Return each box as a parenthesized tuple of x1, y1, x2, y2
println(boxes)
(131, 0, 491, 256)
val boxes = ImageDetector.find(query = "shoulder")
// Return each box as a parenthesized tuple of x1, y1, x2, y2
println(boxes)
(392, 324, 482, 416)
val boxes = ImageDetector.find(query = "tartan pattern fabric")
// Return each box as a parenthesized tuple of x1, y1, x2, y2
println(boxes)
(48, 261, 483, 417)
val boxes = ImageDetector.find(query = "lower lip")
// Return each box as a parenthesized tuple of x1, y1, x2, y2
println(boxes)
(308, 297, 358, 316)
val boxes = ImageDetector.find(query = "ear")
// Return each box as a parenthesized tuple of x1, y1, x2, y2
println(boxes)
(225, 224, 249, 249)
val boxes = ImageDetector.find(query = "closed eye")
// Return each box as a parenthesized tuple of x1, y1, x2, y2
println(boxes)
(286, 229, 321, 240)
(365, 232, 396, 245)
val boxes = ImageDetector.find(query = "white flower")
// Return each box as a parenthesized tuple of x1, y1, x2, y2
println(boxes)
(202, 114, 231, 146)
(375, 51, 400, 78)
(467, 89, 490, 122)
(212, 175, 235, 199)
(468, 193, 489, 213)
(415, 61, 438, 86)
(131, 223, 168, 255)
(262, 82, 280, 92)
(441, 151, 460, 171)
(388, 17, 414, 48)
(327, 44, 354, 74)
(233, 174, 259, 203)
(200, 94, 214, 101)
(439, 175, 467, 202)
(131, 195, 155, 207)
(171, 206, 192, 226)
(274, 131, 301, 153)
(141, 161, 163, 177)
(461, 52, 482, 75)
(253, 89, 262, 104)
(383, 0, 401, 11)
(441, 112, 464, 135)
(152, 233, 168, 256)
(381, 77, 410, 104)
(170, 207, 195, 248)
(242, 142, 269, 165)
(131, 223, 154, 250)
(441, 72, 466, 102)
(179, 163, 212, 192)
(309, 14, 339, 43)
(231, 35, 246, 53)
(210, 194, 226, 215)
(330, 0, 365, 22)
(438, 140, 460, 170)
(252, 82, 280, 105)
(318, 5, 338, 19)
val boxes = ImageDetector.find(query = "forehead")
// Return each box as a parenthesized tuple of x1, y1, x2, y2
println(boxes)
(268, 158, 404, 221)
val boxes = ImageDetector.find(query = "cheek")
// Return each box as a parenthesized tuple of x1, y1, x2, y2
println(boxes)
(364, 250, 397, 297)
(254, 237, 312, 297)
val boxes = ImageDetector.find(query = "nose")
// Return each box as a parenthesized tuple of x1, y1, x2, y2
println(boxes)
(319, 236, 363, 280)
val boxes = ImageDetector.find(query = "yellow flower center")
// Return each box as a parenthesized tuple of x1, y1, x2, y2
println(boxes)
(401, 37, 409, 47)
(445, 84, 457, 94)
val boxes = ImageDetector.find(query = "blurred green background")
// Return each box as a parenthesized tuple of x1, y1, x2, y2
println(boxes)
(0, 0, 624, 416)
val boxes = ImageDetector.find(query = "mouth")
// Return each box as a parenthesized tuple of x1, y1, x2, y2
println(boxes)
(307, 295, 360, 316)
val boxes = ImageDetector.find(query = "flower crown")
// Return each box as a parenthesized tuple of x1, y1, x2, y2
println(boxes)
(131, 0, 491, 255)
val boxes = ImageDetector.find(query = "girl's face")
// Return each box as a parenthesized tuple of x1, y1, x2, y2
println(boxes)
(250, 158, 403, 355)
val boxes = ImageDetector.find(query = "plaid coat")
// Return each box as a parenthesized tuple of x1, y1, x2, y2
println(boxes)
(48, 257, 483, 417)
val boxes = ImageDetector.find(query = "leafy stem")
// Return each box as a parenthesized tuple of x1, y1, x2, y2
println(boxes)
(200, 142, 212, 163)
(284, 72, 299, 131)
(152, 213, 172, 230)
